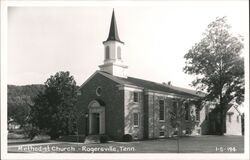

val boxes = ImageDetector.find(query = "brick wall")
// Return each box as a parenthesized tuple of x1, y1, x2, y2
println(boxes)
(145, 92, 206, 139)
(76, 72, 125, 140)
(124, 89, 144, 139)
(146, 94, 175, 138)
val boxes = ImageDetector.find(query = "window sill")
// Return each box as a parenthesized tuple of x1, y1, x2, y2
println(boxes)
(159, 120, 165, 122)
(132, 101, 140, 104)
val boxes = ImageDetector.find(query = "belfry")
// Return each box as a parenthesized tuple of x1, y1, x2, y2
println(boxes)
(99, 9, 128, 78)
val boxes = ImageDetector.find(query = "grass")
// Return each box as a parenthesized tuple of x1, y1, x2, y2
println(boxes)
(8, 135, 244, 153)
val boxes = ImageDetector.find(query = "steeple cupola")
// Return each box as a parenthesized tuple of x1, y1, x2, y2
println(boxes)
(99, 9, 128, 78)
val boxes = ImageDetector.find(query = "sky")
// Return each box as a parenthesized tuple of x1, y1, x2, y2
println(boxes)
(7, 1, 249, 90)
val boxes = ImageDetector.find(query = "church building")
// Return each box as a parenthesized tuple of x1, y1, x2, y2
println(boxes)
(76, 10, 242, 141)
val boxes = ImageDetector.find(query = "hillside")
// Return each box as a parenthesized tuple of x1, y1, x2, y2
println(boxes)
(8, 84, 45, 106)
(7, 84, 45, 126)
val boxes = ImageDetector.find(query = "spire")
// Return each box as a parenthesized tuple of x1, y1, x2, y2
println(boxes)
(104, 9, 124, 44)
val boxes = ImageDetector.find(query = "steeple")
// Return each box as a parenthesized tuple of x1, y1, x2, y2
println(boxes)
(99, 9, 128, 78)
(104, 9, 124, 44)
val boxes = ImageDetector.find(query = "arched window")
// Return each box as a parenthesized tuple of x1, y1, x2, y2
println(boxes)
(105, 46, 110, 60)
(117, 46, 121, 59)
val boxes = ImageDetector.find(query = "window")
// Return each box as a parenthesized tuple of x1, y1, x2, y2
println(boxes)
(195, 107, 200, 121)
(159, 131, 165, 137)
(237, 116, 240, 123)
(159, 100, 165, 121)
(96, 87, 102, 96)
(185, 103, 189, 120)
(117, 46, 121, 59)
(105, 46, 110, 60)
(133, 92, 139, 102)
(173, 101, 178, 115)
(133, 113, 139, 127)
(228, 114, 232, 122)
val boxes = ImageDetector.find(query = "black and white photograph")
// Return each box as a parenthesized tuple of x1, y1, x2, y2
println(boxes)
(1, 0, 249, 160)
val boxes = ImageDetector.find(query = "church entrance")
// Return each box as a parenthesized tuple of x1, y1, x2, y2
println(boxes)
(91, 113, 100, 134)
(88, 100, 105, 135)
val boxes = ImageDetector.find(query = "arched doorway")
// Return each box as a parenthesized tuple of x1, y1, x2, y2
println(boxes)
(88, 100, 105, 135)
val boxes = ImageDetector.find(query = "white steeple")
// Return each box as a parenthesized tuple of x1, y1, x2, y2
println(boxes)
(99, 9, 128, 78)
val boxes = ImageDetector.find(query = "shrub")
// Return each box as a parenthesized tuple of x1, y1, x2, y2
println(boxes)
(50, 132, 60, 140)
(122, 134, 133, 142)
(22, 125, 40, 140)
(100, 134, 108, 143)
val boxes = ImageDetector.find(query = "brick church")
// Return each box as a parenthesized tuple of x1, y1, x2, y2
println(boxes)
(76, 10, 243, 141)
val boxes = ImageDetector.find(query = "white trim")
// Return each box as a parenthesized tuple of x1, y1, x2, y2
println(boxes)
(117, 84, 144, 91)
(144, 89, 199, 100)
(99, 62, 128, 69)
(88, 100, 105, 134)
(96, 86, 102, 96)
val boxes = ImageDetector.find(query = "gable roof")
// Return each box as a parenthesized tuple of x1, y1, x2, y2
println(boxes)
(98, 71, 205, 99)
(209, 103, 243, 116)
(227, 104, 243, 115)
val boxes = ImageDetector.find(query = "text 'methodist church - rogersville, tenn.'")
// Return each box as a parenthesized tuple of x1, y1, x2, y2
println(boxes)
(75, 10, 243, 141)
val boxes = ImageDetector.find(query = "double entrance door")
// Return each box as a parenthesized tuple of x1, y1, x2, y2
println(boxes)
(91, 113, 100, 134)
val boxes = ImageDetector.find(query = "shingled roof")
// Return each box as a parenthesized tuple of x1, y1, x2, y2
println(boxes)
(98, 71, 205, 99)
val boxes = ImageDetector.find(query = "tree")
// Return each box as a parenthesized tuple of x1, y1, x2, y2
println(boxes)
(183, 17, 244, 135)
(29, 71, 78, 139)
(7, 85, 45, 129)
(8, 104, 30, 128)
(169, 100, 196, 152)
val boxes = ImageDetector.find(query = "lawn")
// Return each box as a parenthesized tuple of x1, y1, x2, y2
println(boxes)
(8, 135, 244, 153)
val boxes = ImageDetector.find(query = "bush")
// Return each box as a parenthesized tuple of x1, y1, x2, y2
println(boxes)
(22, 125, 40, 140)
(100, 134, 108, 143)
(28, 128, 39, 140)
(50, 132, 60, 140)
(122, 134, 133, 142)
